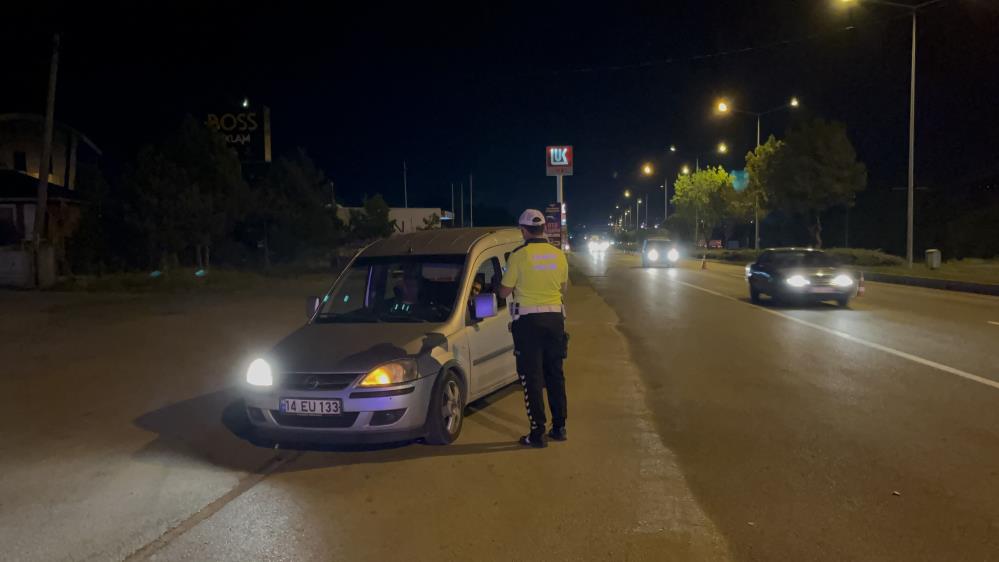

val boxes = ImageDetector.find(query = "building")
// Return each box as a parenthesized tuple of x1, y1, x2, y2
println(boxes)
(336, 205, 454, 235)
(0, 113, 101, 286)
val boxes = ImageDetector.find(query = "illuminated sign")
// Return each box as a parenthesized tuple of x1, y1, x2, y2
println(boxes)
(205, 105, 272, 162)
(546, 145, 573, 176)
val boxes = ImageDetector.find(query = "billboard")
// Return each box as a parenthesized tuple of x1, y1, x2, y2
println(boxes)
(205, 105, 272, 163)
(544, 202, 562, 249)
(546, 145, 573, 176)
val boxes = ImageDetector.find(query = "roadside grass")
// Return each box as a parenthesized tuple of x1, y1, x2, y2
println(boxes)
(859, 259, 999, 286)
(51, 268, 335, 295)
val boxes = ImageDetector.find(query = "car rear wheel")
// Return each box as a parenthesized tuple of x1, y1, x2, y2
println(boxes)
(750, 288, 761, 303)
(425, 371, 464, 445)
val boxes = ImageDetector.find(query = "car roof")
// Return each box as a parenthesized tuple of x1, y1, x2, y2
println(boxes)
(361, 227, 522, 257)
(645, 238, 672, 243)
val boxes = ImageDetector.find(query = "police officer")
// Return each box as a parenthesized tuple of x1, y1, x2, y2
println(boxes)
(498, 209, 569, 448)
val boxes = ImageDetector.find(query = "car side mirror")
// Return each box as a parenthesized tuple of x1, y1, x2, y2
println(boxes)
(306, 296, 321, 318)
(471, 293, 498, 320)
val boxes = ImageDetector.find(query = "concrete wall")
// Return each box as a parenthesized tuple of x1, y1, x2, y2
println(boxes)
(0, 119, 74, 188)
(0, 246, 55, 288)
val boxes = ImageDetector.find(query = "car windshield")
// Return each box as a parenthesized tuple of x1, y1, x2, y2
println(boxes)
(314, 255, 466, 323)
(646, 240, 673, 249)
(770, 251, 840, 268)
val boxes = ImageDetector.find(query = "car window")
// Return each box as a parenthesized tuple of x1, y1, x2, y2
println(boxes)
(315, 254, 466, 323)
(757, 252, 773, 265)
(471, 256, 505, 309)
(771, 252, 839, 268)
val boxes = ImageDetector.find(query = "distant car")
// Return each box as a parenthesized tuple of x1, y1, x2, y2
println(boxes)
(745, 248, 857, 307)
(641, 238, 680, 267)
(708, 240, 723, 249)
(587, 235, 610, 253)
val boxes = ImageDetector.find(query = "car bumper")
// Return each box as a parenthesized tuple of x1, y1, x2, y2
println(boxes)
(243, 373, 438, 444)
(779, 286, 855, 300)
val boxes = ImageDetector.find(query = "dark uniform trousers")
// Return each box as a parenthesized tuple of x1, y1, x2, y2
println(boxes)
(511, 312, 567, 436)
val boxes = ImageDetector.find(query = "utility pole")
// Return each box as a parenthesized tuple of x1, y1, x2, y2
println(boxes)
(906, 9, 917, 267)
(469, 173, 474, 227)
(403, 161, 408, 208)
(459, 182, 464, 227)
(755, 115, 761, 250)
(450, 182, 454, 227)
(34, 33, 59, 288)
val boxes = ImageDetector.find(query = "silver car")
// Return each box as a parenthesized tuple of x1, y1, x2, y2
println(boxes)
(242, 227, 525, 445)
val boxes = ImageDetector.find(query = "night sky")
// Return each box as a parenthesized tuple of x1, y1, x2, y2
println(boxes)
(5, 1, 998, 228)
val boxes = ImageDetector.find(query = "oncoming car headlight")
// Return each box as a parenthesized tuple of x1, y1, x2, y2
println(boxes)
(358, 360, 419, 387)
(246, 358, 273, 387)
(647, 249, 659, 262)
(786, 274, 810, 288)
(588, 241, 598, 253)
(831, 274, 854, 287)
(667, 248, 679, 262)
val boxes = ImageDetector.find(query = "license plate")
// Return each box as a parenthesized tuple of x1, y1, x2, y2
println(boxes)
(812, 287, 837, 294)
(279, 398, 343, 416)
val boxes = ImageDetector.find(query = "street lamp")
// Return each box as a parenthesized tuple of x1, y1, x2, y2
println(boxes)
(717, 142, 728, 154)
(642, 163, 654, 176)
(681, 165, 691, 175)
(624, 190, 631, 198)
(839, 0, 941, 266)
(714, 96, 800, 249)
(669, 145, 677, 153)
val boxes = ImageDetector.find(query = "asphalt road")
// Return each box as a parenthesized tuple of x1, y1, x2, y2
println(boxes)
(2, 253, 998, 561)
(574, 250, 999, 561)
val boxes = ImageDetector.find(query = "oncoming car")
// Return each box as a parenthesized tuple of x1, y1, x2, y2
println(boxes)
(243, 228, 525, 446)
(745, 248, 858, 307)
(587, 235, 611, 253)
(641, 238, 680, 267)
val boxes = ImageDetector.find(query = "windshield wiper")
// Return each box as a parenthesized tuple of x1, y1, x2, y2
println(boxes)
(315, 310, 379, 323)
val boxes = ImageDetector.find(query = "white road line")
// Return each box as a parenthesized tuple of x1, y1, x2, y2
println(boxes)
(673, 279, 999, 392)
(989, 321, 999, 327)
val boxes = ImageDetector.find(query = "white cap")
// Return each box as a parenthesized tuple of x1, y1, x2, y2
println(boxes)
(518, 209, 546, 227)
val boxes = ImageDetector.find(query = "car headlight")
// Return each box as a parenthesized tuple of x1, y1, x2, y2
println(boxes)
(667, 249, 679, 262)
(600, 241, 610, 251)
(831, 274, 854, 287)
(647, 249, 659, 261)
(246, 358, 273, 387)
(358, 360, 419, 387)
(588, 241, 598, 252)
(786, 275, 810, 288)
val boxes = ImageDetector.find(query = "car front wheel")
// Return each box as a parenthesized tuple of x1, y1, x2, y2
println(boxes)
(750, 288, 761, 303)
(424, 370, 464, 445)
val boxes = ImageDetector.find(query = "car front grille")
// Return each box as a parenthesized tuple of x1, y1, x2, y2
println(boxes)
(280, 372, 360, 391)
(270, 411, 360, 428)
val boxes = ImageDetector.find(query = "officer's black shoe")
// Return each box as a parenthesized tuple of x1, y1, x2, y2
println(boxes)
(519, 434, 547, 448)
(548, 426, 567, 441)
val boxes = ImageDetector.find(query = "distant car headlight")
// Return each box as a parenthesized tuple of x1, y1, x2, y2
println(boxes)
(786, 275, 810, 288)
(831, 274, 854, 287)
(647, 249, 659, 262)
(667, 249, 679, 262)
(599, 241, 610, 251)
(246, 358, 273, 387)
(358, 360, 419, 387)
(588, 241, 598, 253)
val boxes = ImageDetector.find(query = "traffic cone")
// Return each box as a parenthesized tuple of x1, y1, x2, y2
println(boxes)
(857, 272, 865, 297)
(701, 255, 707, 270)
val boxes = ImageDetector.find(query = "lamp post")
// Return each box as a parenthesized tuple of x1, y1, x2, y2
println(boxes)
(839, 0, 942, 265)
(716, 96, 800, 249)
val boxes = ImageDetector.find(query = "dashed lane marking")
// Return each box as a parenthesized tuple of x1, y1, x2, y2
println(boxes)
(673, 278, 999, 392)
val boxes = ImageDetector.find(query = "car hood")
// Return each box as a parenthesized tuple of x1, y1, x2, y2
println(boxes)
(774, 266, 846, 278)
(269, 322, 445, 374)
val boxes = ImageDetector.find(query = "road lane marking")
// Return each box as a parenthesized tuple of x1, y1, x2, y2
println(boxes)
(673, 279, 999, 392)
(989, 321, 999, 327)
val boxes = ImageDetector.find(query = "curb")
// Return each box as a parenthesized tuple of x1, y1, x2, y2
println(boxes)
(859, 272, 999, 297)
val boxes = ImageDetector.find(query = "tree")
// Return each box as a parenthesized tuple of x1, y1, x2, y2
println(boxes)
(245, 149, 343, 267)
(122, 116, 247, 269)
(349, 194, 396, 240)
(752, 119, 867, 247)
(671, 166, 735, 243)
(417, 213, 441, 230)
